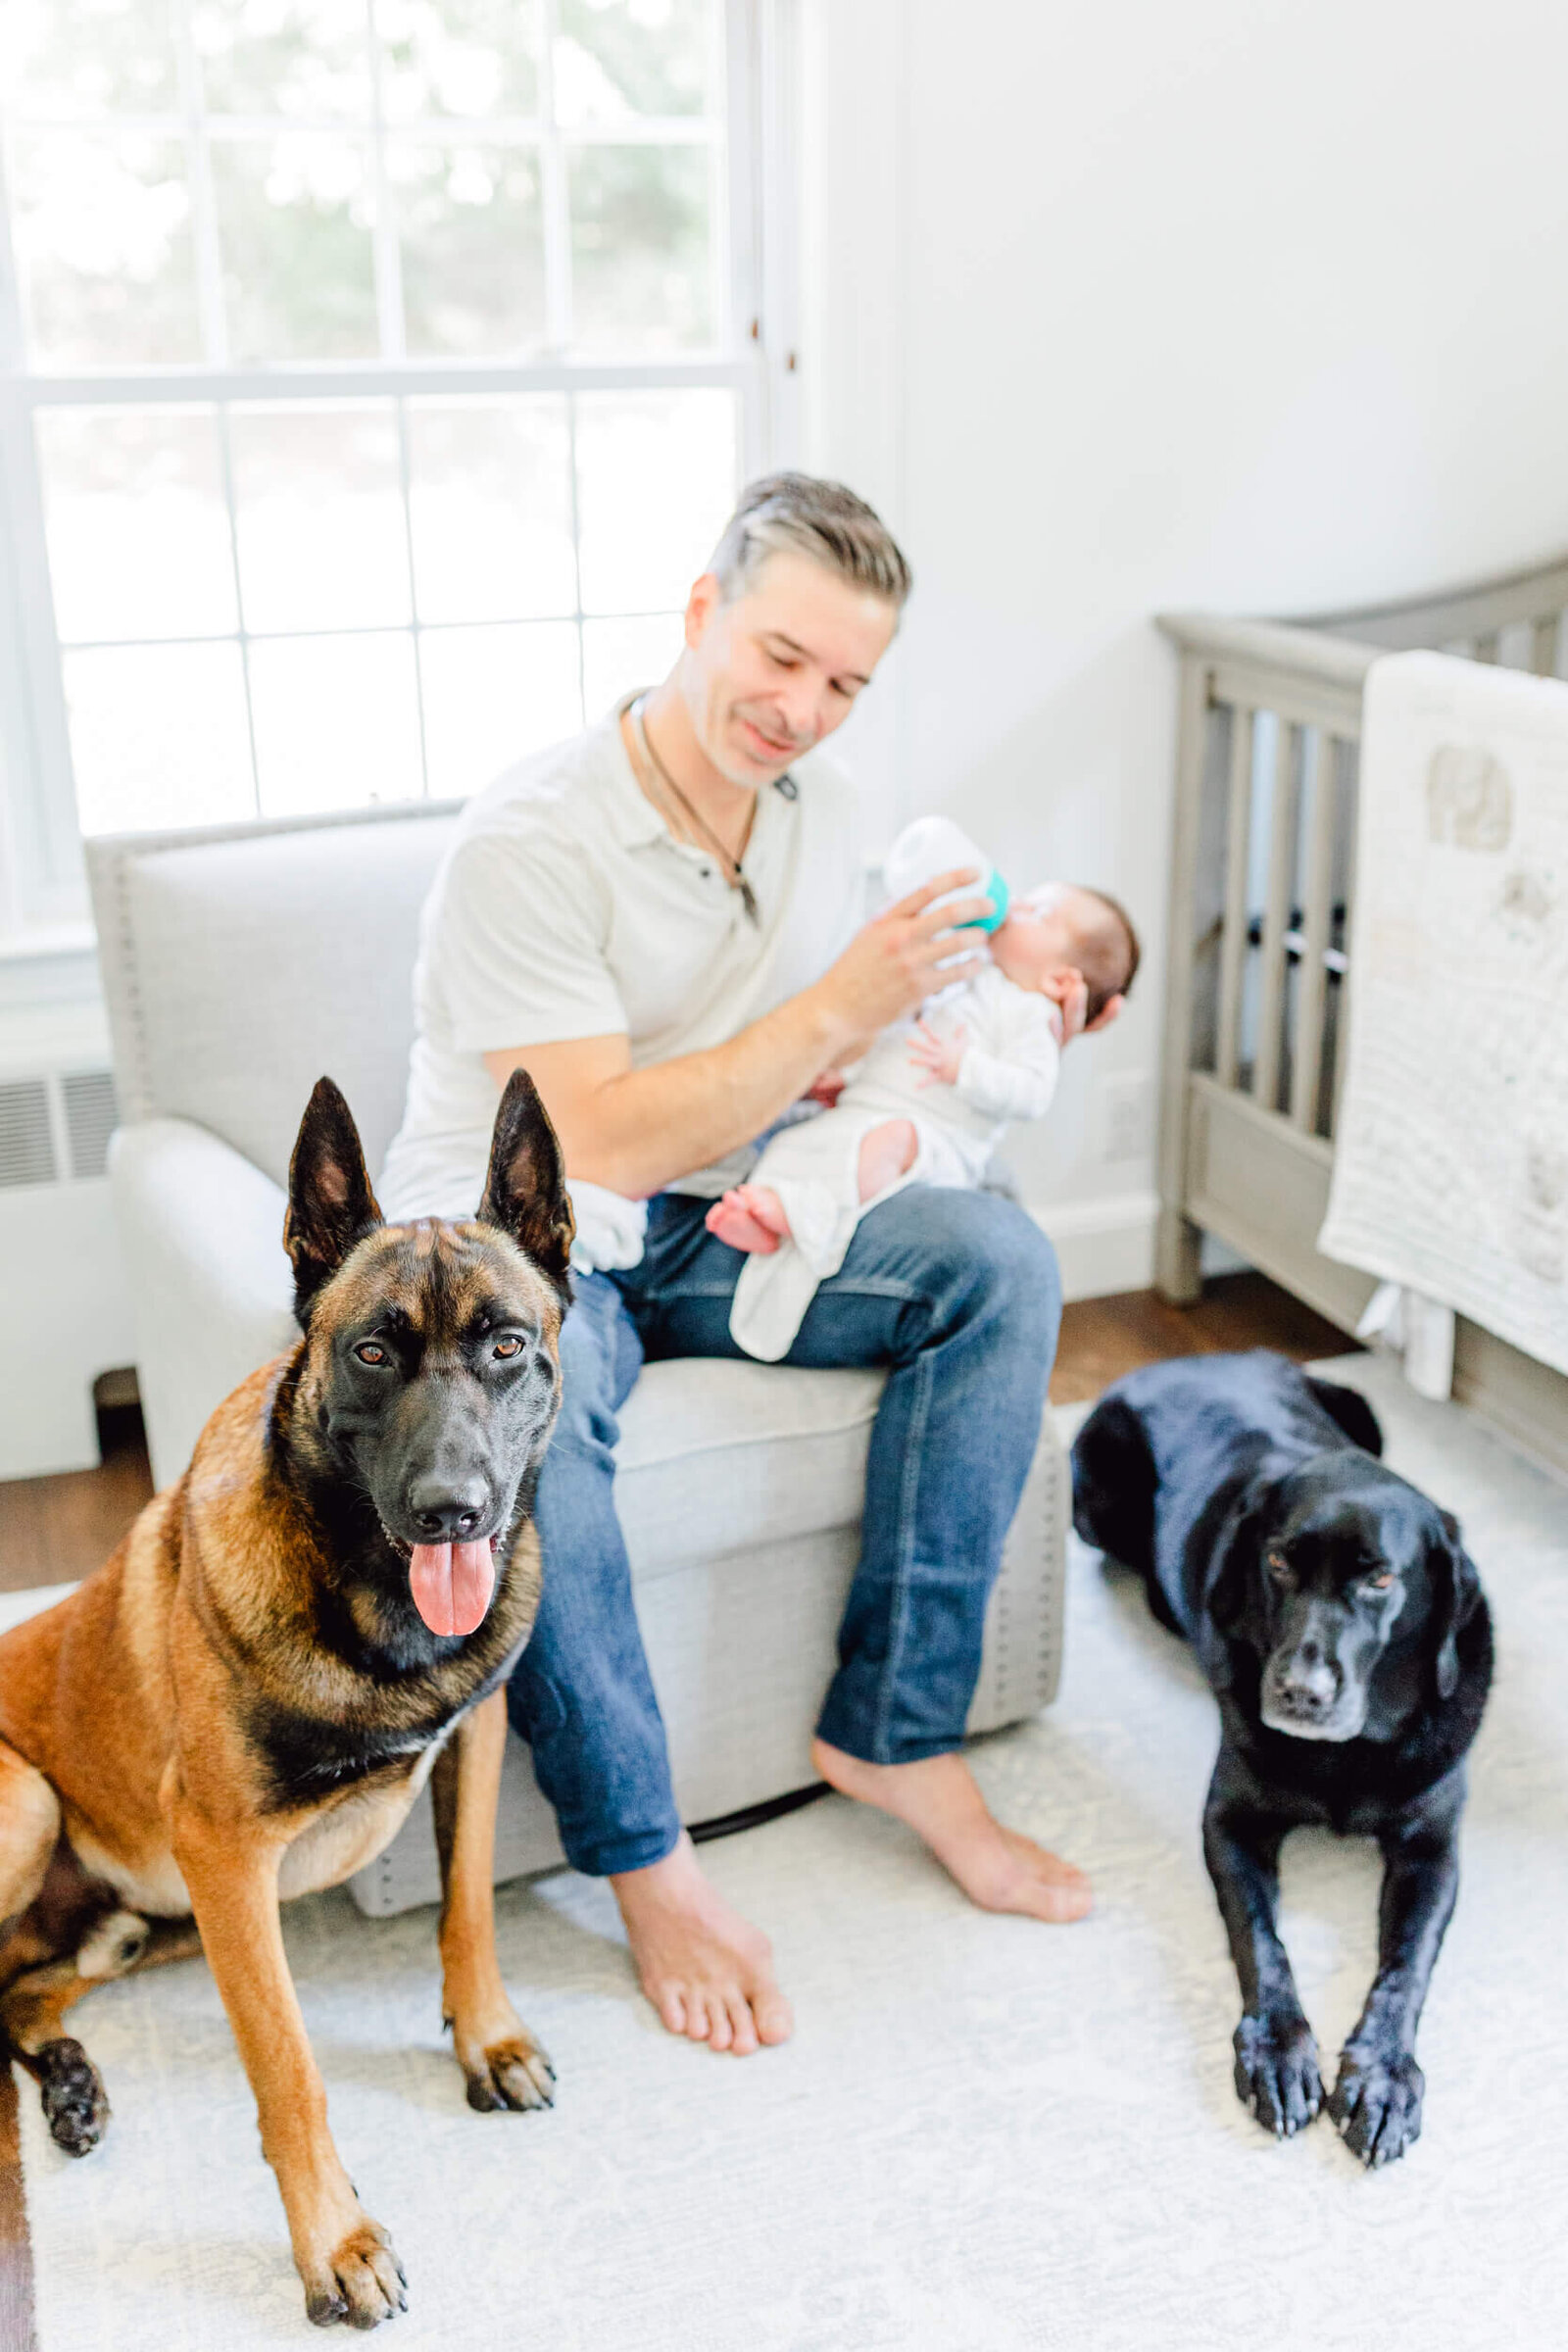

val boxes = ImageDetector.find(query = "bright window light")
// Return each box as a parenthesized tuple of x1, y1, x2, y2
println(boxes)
(0, 0, 767, 851)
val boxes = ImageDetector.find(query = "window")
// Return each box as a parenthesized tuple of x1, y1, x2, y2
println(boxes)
(0, 0, 786, 934)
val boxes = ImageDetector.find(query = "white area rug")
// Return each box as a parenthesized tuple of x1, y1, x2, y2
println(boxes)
(10, 1357, 1568, 2351)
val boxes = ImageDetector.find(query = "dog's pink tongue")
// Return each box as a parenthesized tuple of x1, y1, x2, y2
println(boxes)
(409, 1540, 495, 1638)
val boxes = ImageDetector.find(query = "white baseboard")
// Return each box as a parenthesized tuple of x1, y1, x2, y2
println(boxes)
(1029, 1188, 1159, 1303)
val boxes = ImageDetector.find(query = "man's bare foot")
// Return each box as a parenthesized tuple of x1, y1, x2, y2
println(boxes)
(810, 1739, 1092, 1924)
(610, 1833, 794, 2054)
(856, 1117, 918, 1201)
(705, 1184, 792, 1254)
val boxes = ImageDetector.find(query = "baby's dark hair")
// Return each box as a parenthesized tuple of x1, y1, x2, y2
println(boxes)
(1075, 889, 1141, 1022)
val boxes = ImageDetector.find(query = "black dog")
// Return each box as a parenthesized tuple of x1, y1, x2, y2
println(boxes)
(1071, 1349, 1492, 2166)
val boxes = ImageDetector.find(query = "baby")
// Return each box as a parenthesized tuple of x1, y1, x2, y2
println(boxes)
(706, 882, 1140, 1360)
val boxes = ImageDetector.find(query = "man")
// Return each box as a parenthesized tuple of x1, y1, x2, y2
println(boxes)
(379, 473, 1122, 2057)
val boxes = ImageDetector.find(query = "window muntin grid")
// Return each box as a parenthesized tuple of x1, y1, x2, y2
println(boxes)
(0, 0, 761, 849)
(44, 385, 739, 828)
(5, 0, 729, 368)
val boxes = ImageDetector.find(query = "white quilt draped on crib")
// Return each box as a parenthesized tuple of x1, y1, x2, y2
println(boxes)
(1318, 649, 1568, 1379)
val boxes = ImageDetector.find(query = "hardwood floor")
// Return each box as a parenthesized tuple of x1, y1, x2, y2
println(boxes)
(1049, 1269, 1357, 1404)
(0, 2077, 30, 2352)
(0, 1403, 155, 1596)
(0, 1275, 1356, 1596)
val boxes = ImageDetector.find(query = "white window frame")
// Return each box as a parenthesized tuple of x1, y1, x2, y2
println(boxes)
(0, 0, 801, 956)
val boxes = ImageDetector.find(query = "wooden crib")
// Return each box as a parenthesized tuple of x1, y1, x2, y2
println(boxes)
(1153, 552, 1568, 1473)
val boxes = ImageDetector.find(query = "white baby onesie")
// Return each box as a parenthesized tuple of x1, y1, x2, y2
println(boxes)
(728, 960, 1062, 1360)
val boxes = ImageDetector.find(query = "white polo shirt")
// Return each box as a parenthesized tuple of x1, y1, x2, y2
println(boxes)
(378, 706, 864, 1221)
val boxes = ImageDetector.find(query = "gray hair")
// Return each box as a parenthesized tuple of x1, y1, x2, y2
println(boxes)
(707, 472, 913, 609)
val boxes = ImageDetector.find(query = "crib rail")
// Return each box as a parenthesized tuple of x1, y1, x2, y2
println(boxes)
(1152, 559, 1568, 1332)
(1301, 551, 1568, 671)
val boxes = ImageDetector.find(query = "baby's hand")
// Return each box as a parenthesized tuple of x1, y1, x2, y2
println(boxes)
(908, 1017, 966, 1088)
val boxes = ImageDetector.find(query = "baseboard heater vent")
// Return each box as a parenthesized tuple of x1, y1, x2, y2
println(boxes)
(0, 1078, 54, 1188)
(62, 1070, 119, 1180)
(0, 1069, 119, 1189)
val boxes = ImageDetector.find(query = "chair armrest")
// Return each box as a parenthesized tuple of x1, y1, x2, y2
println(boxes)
(110, 1118, 297, 1489)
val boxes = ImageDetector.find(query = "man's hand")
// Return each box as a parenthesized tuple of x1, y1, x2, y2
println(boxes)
(808, 868, 993, 1042)
(907, 1018, 966, 1089)
(482, 876, 1006, 1201)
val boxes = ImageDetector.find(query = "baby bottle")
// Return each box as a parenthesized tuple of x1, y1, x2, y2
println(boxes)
(882, 816, 1010, 933)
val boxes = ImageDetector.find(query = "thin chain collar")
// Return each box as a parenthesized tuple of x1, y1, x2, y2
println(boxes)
(627, 696, 788, 928)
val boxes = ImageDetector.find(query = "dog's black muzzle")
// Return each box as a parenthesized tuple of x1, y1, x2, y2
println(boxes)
(405, 1470, 493, 1545)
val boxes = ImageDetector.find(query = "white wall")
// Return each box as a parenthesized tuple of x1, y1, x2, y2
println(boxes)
(797, 0, 1568, 1292)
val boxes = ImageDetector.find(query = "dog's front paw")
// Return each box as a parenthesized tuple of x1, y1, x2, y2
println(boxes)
(464, 2033, 556, 2114)
(1330, 2044, 1424, 2167)
(1232, 2011, 1323, 2138)
(302, 2216, 407, 2330)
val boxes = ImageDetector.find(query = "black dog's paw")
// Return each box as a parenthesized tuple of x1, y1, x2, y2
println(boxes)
(1233, 2011, 1323, 2138)
(1330, 2045, 1424, 2167)
(37, 2037, 111, 2156)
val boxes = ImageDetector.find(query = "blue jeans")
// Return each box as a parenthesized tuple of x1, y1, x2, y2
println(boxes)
(507, 1184, 1062, 1876)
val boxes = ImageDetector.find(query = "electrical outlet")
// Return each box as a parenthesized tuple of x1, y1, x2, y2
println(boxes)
(1098, 1073, 1153, 1164)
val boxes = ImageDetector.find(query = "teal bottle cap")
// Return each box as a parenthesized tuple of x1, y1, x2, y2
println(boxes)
(962, 866, 1009, 933)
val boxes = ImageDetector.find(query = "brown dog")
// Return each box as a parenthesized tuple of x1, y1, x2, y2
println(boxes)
(0, 1069, 574, 2328)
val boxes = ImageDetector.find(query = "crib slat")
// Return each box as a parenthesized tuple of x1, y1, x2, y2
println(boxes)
(1213, 705, 1254, 1089)
(1290, 731, 1337, 1133)
(1153, 653, 1215, 1302)
(1473, 632, 1500, 664)
(1532, 615, 1561, 677)
(1251, 718, 1298, 1111)
(1328, 744, 1361, 1142)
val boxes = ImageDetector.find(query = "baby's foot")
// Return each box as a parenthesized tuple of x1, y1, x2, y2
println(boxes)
(705, 1186, 792, 1253)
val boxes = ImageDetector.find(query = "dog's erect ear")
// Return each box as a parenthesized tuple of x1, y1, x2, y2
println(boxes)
(1430, 1509, 1484, 1702)
(478, 1067, 575, 1299)
(284, 1077, 383, 1317)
